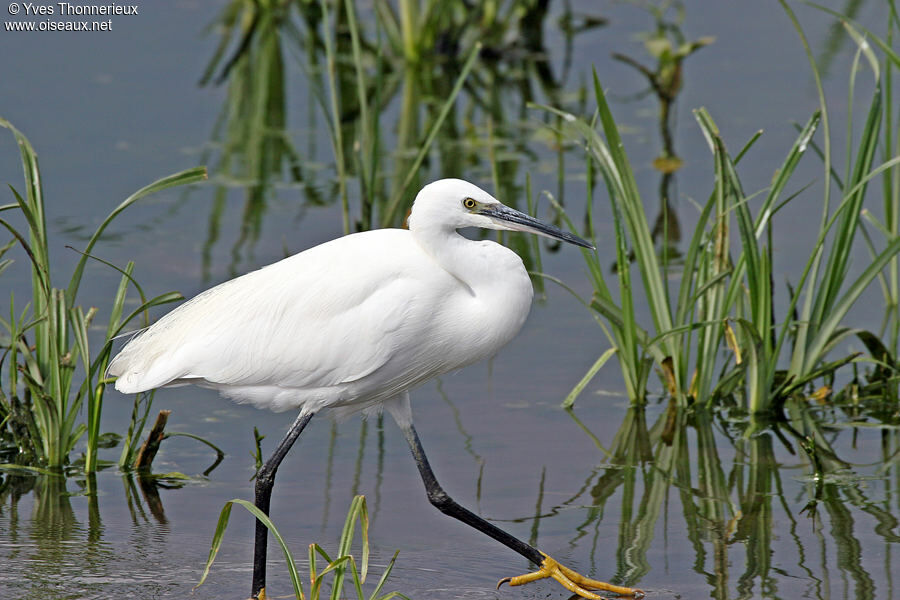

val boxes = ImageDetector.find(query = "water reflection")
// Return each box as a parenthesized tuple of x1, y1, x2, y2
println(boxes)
(123, 473, 169, 525)
(437, 379, 487, 513)
(482, 396, 898, 598)
(0, 469, 201, 598)
(1, 474, 101, 596)
(1, 393, 897, 598)
(196, 0, 608, 278)
(27, 476, 94, 576)
(199, 1, 319, 280)
(609, 2, 715, 266)
(526, 401, 900, 599)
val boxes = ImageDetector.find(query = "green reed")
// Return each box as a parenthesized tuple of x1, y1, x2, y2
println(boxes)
(199, 494, 406, 600)
(200, 0, 595, 244)
(541, 75, 692, 406)
(197, 0, 898, 415)
(803, 1, 900, 354)
(316, 0, 481, 231)
(552, 0, 900, 413)
(0, 119, 206, 472)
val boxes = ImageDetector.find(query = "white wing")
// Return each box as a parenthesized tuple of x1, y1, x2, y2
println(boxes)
(109, 229, 437, 404)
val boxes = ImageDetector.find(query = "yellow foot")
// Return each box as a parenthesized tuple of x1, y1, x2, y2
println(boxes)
(497, 553, 643, 598)
(248, 587, 265, 600)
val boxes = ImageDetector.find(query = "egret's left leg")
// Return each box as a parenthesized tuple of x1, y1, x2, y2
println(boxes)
(386, 396, 642, 599)
(250, 410, 315, 600)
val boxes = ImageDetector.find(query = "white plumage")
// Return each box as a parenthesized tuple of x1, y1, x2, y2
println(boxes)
(108, 179, 574, 415)
(107, 178, 635, 600)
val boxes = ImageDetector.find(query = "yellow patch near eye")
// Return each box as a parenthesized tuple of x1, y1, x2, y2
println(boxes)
(463, 197, 477, 210)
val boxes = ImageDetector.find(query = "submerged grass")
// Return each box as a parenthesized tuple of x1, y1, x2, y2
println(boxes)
(199, 494, 406, 600)
(0, 119, 207, 473)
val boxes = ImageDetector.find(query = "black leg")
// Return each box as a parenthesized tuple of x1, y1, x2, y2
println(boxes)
(251, 410, 315, 600)
(389, 398, 642, 599)
(397, 418, 544, 566)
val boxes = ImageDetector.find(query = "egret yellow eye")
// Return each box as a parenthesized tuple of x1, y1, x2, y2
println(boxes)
(462, 197, 477, 210)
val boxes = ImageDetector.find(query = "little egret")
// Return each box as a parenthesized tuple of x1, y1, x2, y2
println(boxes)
(109, 179, 642, 599)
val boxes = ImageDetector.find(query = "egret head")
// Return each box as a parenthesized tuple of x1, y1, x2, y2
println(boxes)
(409, 179, 594, 249)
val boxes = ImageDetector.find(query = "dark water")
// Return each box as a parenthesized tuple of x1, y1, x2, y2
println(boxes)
(1, 1, 898, 599)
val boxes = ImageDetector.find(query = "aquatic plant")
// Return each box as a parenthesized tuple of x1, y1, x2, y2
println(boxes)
(554, 1, 900, 413)
(199, 494, 407, 600)
(0, 119, 206, 472)
(197, 0, 604, 278)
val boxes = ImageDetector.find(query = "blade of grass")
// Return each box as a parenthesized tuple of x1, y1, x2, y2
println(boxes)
(381, 42, 481, 227)
(196, 498, 305, 599)
(561, 347, 618, 409)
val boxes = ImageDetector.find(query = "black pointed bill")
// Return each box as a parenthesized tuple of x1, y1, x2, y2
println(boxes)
(479, 203, 595, 250)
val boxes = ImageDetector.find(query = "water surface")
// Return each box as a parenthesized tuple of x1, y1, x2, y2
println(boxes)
(1, 1, 897, 599)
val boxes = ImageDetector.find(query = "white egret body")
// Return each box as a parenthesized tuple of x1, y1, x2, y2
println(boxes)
(111, 208, 532, 414)
(108, 179, 642, 600)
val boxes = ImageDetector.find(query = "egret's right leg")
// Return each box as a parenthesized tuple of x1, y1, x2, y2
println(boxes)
(250, 410, 315, 600)
(385, 394, 642, 599)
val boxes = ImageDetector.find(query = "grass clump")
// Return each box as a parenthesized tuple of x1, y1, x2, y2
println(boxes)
(554, 2, 900, 413)
(0, 118, 207, 473)
(198, 494, 407, 600)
